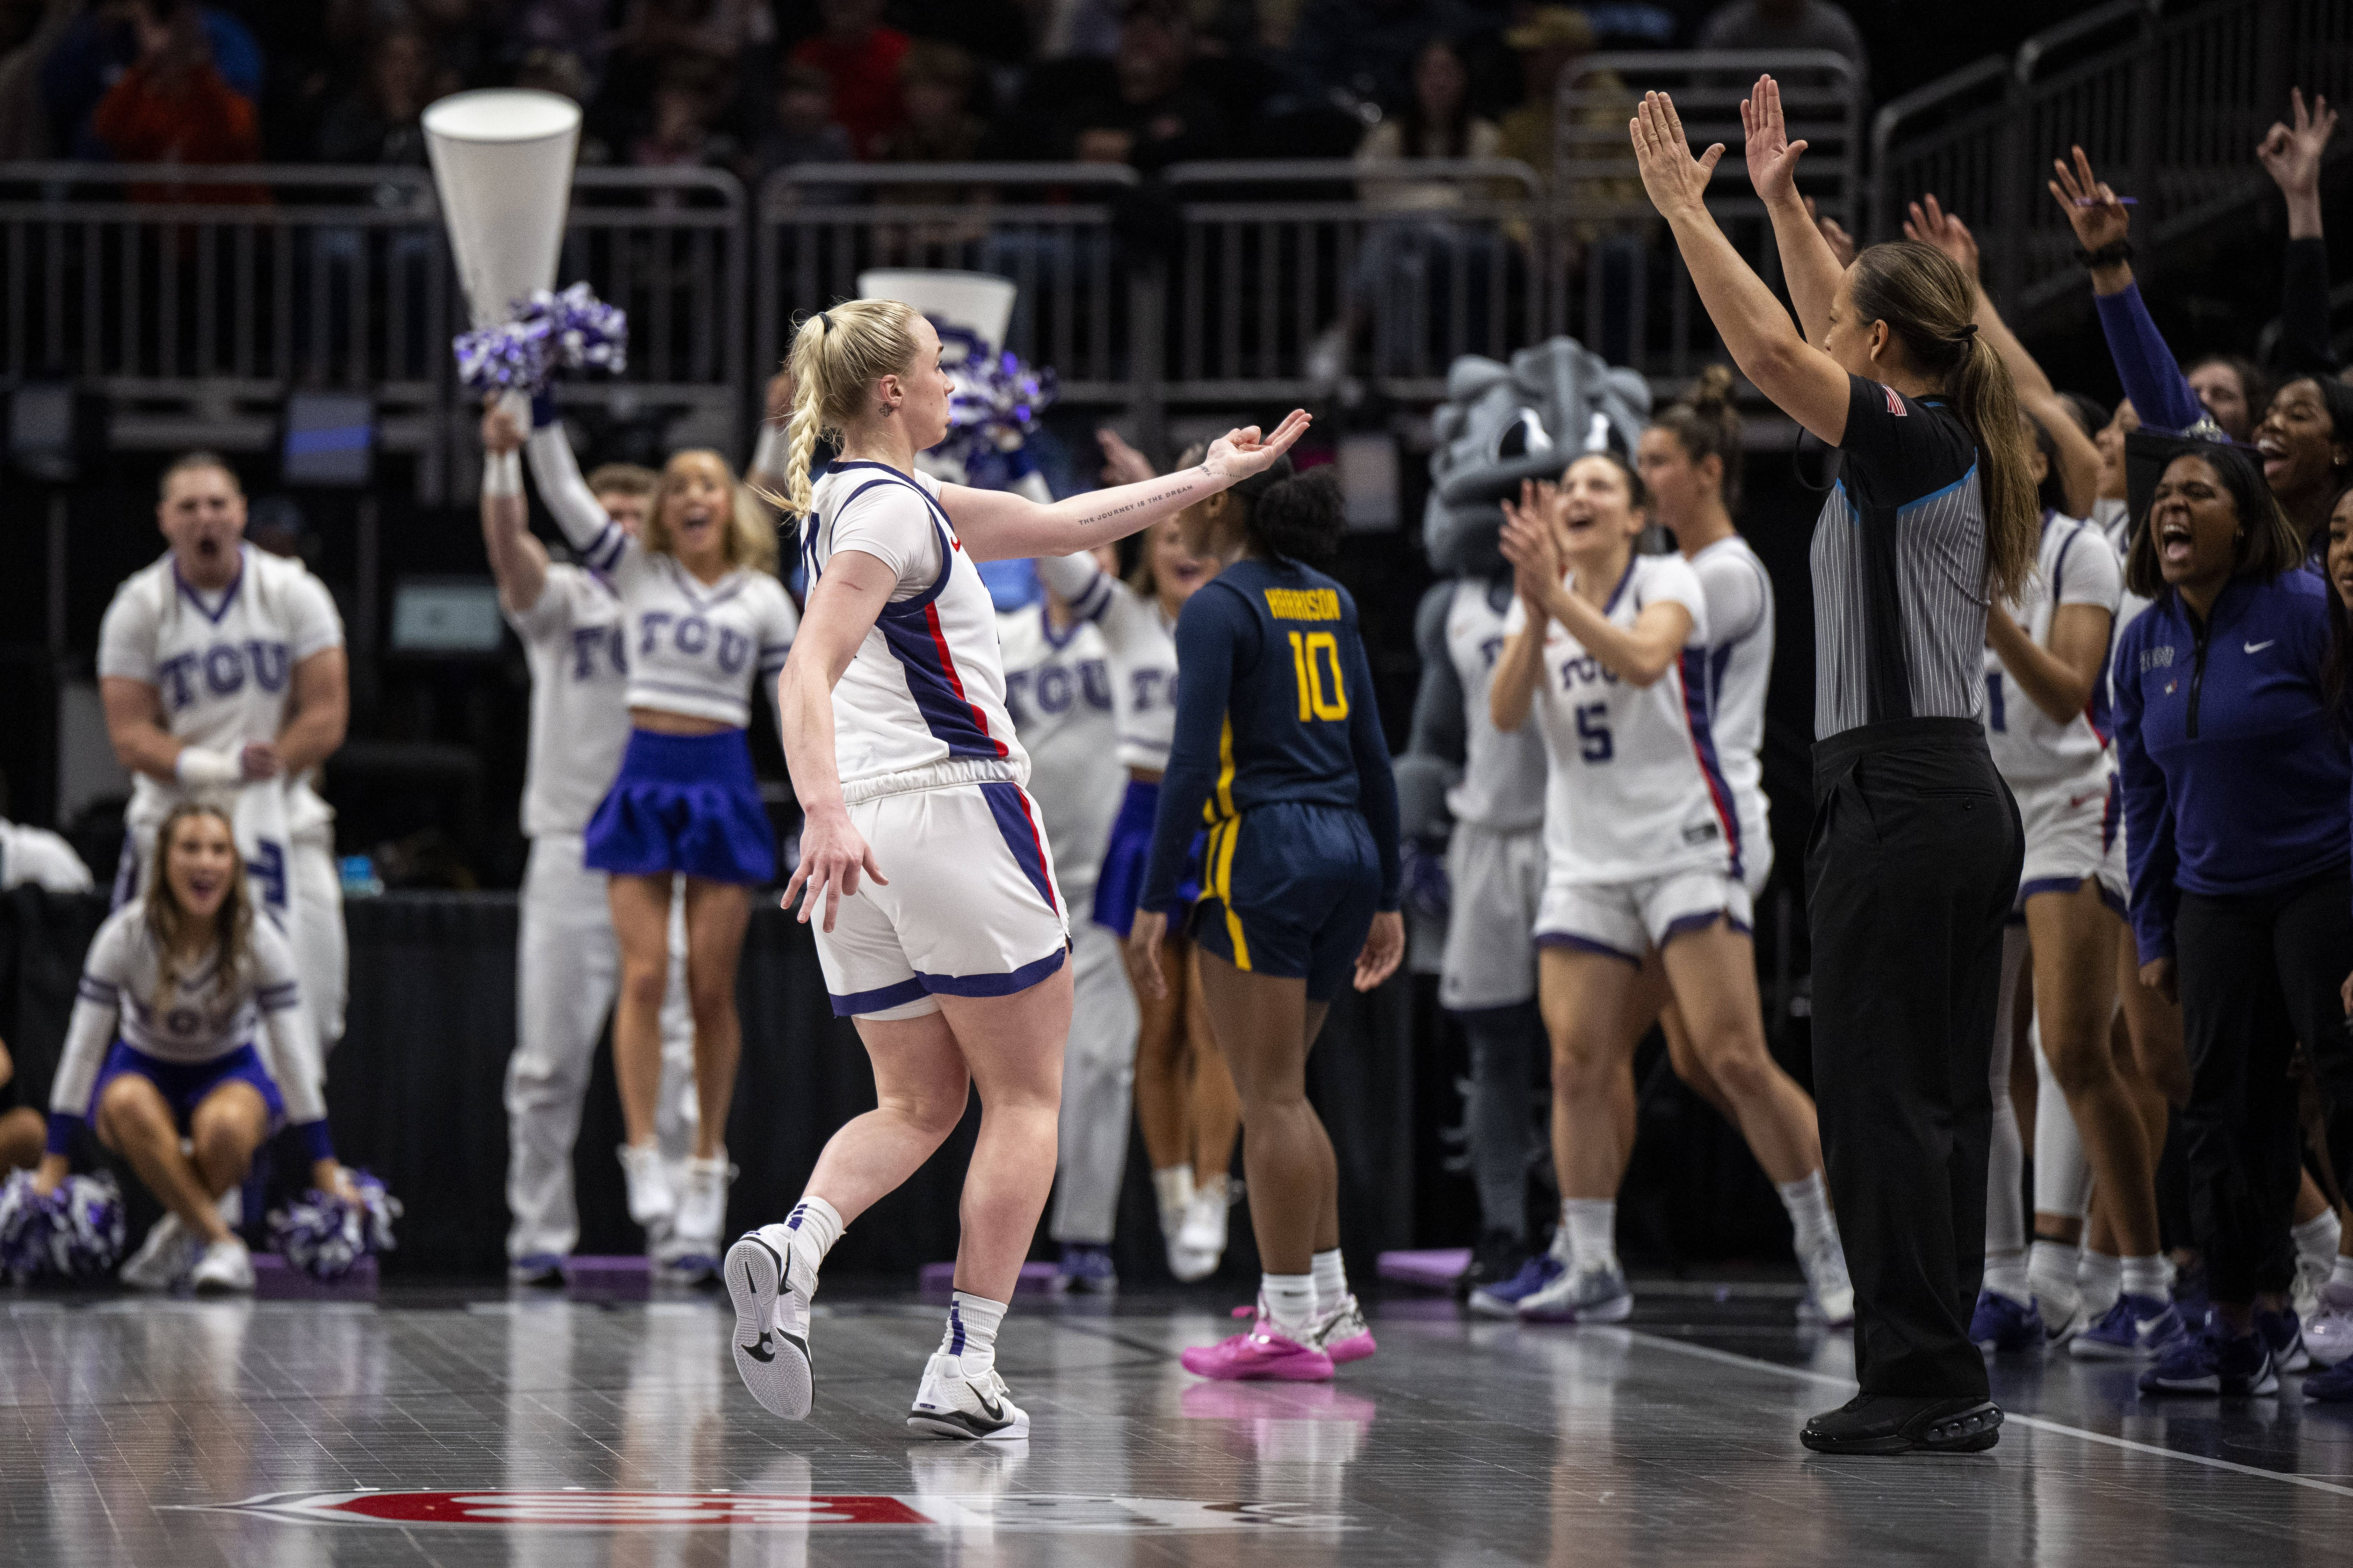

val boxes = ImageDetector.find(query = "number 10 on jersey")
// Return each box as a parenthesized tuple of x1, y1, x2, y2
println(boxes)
(1288, 631, 1349, 721)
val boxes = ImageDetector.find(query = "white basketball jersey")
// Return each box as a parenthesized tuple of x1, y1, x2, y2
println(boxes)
(804, 463, 1029, 794)
(1508, 552, 1735, 883)
(1036, 552, 1179, 773)
(1686, 537, 1775, 863)
(509, 564, 632, 837)
(96, 545, 344, 835)
(996, 604, 1122, 907)
(1983, 511, 2120, 787)
(1442, 576, 1548, 833)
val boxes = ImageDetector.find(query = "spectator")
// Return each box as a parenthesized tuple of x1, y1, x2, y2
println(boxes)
(0, 0, 76, 159)
(90, 0, 261, 184)
(631, 56, 743, 182)
(42, 0, 261, 159)
(1066, 2, 1224, 171)
(1695, 0, 1867, 87)
(1280, 0, 1488, 116)
(2184, 354, 2269, 445)
(515, 46, 613, 164)
(874, 39, 988, 165)
(787, 0, 910, 159)
(312, 25, 439, 166)
(617, 0, 775, 66)
(754, 58, 854, 179)
(512, 0, 612, 83)
(1356, 34, 1499, 197)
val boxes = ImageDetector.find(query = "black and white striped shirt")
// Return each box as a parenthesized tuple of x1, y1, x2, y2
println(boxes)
(1809, 377, 1990, 738)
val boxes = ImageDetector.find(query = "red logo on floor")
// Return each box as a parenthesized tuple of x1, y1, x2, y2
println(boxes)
(187, 1490, 1354, 1533)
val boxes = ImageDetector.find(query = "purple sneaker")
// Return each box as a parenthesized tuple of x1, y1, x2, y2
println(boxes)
(2304, 1355, 2353, 1402)
(1970, 1290, 2045, 1355)
(1467, 1251, 1563, 1320)
(2138, 1326, 2278, 1396)
(2071, 1293, 2182, 1361)
(2255, 1307, 2309, 1374)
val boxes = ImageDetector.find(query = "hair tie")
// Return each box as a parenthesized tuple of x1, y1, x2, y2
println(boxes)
(816, 310, 833, 333)
(1953, 321, 1979, 340)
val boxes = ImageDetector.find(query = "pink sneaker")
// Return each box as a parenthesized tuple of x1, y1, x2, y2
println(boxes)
(1180, 1316, 1335, 1381)
(1313, 1294, 1377, 1364)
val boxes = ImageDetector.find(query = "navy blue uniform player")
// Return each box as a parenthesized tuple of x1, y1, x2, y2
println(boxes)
(1128, 456, 1402, 1381)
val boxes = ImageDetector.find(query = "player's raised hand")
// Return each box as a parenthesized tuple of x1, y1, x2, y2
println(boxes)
(1630, 90, 1725, 220)
(1903, 195, 1980, 283)
(1740, 75, 1807, 205)
(1353, 910, 1404, 992)
(1204, 409, 1313, 484)
(2257, 88, 2336, 198)
(2049, 146, 2130, 252)
(1499, 478, 1564, 586)
(1805, 197, 1855, 268)
(782, 804, 888, 933)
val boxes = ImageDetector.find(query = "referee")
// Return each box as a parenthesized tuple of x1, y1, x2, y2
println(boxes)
(1632, 81, 2034, 1453)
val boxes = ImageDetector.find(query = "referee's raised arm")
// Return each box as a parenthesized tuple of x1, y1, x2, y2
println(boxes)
(1632, 76, 2035, 1458)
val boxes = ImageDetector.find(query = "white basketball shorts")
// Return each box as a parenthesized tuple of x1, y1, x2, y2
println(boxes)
(1533, 864, 1752, 967)
(2013, 766, 2126, 917)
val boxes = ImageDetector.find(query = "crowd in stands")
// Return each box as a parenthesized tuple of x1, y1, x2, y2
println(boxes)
(0, 0, 1871, 181)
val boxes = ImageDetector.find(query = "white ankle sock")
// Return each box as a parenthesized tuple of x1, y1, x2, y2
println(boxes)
(779, 1195, 842, 1288)
(942, 1291, 1007, 1377)
(1563, 1199, 1617, 1274)
(2120, 1255, 2168, 1302)
(1153, 1165, 1194, 1227)
(2078, 1251, 2121, 1317)
(2028, 1239, 2079, 1311)
(1311, 1248, 1347, 1316)
(2332, 1255, 2353, 1290)
(1775, 1171, 1836, 1254)
(2293, 1208, 2342, 1269)
(1262, 1273, 1316, 1339)
(1982, 1249, 2031, 1305)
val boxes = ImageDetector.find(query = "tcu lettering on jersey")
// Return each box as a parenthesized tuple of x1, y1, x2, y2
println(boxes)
(568, 624, 627, 681)
(635, 611, 759, 675)
(154, 639, 292, 713)
(1006, 658, 1113, 727)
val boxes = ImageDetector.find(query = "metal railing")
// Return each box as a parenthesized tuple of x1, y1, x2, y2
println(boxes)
(1160, 159, 1550, 405)
(0, 162, 747, 500)
(1551, 51, 1862, 393)
(1871, 0, 2353, 322)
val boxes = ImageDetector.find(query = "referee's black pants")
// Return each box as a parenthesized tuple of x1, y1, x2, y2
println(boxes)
(1807, 718, 2022, 1399)
(2175, 872, 2353, 1304)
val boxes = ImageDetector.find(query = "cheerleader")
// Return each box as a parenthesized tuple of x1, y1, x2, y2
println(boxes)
(0, 1038, 41, 1173)
(521, 402, 800, 1277)
(1490, 450, 1846, 1326)
(726, 298, 1307, 1438)
(1135, 457, 1403, 1382)
(34, 802, 352, 1293)
(1037, 437, 1240, 1283)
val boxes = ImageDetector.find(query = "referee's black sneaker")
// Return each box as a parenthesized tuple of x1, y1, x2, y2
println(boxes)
(1800, 1393, 2003, 1455)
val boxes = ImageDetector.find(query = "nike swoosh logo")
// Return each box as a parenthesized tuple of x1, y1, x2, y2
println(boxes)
(2069, 792, 2102, 809)
(745, 1332, 775, 1364)
(969, 1382, 1004, 1421)
(2245, 640, 2275, 653)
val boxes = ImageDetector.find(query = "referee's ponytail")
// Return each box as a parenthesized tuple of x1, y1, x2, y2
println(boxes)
(1229, 456, 1346, 564)
(1849, 241, 2038, 604)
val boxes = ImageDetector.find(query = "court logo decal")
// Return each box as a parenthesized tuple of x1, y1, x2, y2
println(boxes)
(176, 1490, 1354, 1533)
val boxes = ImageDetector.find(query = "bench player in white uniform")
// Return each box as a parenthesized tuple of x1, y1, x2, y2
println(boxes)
(35, 802, 355, 1294)
(1035, 455, 1240, 1283)
(1403, 565, 1554, 1305)
(478, 416, 704, 1284)
(97, 453, 348, 1059)
(996, 563, 1138, 1291)
(724, 297, 1308, 1441)
(517, 399, 799, 1280)
(1490, 450, 1845, 1325)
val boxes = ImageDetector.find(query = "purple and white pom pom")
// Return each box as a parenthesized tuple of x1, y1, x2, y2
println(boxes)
(269, 1170, 403, 1281)
(0, 1171, 125, 1282)
(927, 320, 1057, 479)
(453, 283, 628, 395)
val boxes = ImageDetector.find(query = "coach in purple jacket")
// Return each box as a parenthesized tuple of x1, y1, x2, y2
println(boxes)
(2114, 443, 2353, 1397)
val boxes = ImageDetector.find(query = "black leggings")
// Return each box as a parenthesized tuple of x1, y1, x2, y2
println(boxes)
(1808, 719, 2023, 1399)
(2175, 871, 2353, 1303)
(1458, 1002, 1543, 1239)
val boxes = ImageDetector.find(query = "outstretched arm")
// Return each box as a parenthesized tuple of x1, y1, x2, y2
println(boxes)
(1745, 75, 1844, 344)
(524, 402, 631, 567)
(938, 411, 1312, 561)
(481, 400, 550, 613)
(2258, 89, 2340, 373)
(1631, 90, 1853, 443)
(2050, 147, 2206, 434)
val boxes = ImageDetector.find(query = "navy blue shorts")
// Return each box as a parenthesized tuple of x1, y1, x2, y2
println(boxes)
(92, 1040, 285, 1131)
(1188, 801, 1380, 1002)
(1094, 779, 1204, 938)
(585, 727, 777, 886)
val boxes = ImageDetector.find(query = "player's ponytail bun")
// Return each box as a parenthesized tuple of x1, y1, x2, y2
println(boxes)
(1232, 457, 1346, 564)
(1649, 363, 1744, 515)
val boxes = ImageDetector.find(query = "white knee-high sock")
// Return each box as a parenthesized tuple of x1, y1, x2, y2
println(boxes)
(779, 1195, 842, 1290)
(1563, 1199, 1617, 1274)
(942, 1291, 1007, 1376)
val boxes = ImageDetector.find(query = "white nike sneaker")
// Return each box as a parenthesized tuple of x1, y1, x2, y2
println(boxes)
(190, 1237, 254, 1295)
(907, 1352, 1030, 1441)
(618, 1144, 676, 1230)
(120, 1212, 196, 1291)
(1797, 1231, 1856, 1329)
(1170, 1184, 1228, 1283)
(726, 1227, 814, 1419)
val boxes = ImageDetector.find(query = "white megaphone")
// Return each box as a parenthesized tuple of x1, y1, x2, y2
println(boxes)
(855, 269, 1016, 361)
(423, 89, 581, 329)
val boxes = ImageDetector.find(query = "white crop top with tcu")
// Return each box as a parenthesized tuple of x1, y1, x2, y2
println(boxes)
(1034, 552, 1179, 774)
(526, 425, 798, 729)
